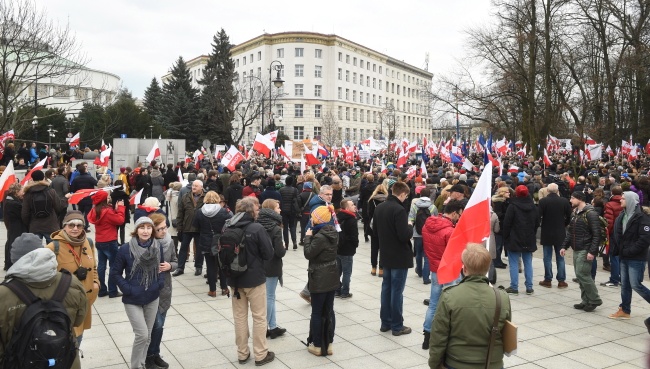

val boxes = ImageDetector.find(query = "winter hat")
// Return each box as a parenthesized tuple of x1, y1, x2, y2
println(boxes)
(143, 197, 161, 209)
(134, 216, 154, 229)
(120, 167, 126, 173)
(571, 191, 587, 202)
(63, 210, 85, 225)
(10, 233, 43, 263)
(459, 174, 468, 182)
(266, 179, 276, 188)
(515, 185, 529, 198)
(303, 182, 313, 190)
(448, 184, 465, 194)
(92, 190, 108, 205)
(387, 178, 397, 191)
(311, 206, 332, 225)
(31, 170, 45, 181)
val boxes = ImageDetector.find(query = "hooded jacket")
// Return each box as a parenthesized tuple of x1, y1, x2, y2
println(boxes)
(149, 169, 165, 203)
(610, 192, 650, 261)
(491, 194, 509, 234)
(337, 209, 359, 256)
(0, 249, 87, 369)
(192, 203, 232, 254)
(110, 187, 131, 224)
(259, 186, 282, 204)
(304, 225, 340, 293)
(88, 204, 126, 242)
(408, 197, 438, 237)
(422, 215, 455, 272)
(373, 195, 414, 269)
(257, 208, 286, 279)
(503, 196, 540, 253)
(225, 212, 274, 288)
(21, 180, 67, 234)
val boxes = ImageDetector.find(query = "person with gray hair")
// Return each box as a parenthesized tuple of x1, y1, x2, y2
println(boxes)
(538, 182, 572, 289)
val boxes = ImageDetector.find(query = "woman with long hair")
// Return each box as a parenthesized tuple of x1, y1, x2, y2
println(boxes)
(367, 180, 389, 276)
(110, 217, 164, 369)
(88, 191, 126, 298)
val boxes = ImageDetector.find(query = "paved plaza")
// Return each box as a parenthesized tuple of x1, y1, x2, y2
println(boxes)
(1, 221, 650, 369)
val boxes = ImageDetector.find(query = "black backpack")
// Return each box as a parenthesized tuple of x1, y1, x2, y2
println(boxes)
(217, 224, 249, 299)
(32, 189, 51, 218)
(1, 271, 77, 369)
(414, 207, 431, 235)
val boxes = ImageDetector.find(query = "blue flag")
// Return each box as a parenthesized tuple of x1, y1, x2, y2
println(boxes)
(487, 133, 493, 153)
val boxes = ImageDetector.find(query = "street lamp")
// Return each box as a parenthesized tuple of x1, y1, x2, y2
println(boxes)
(149, 125, 153, 139)
(266, 60, 284, 132)
(32, 115, 38, 142)
(47, 124, 57, 149)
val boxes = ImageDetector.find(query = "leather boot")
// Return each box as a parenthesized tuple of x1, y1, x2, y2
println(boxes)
(422, 331, 430, 350)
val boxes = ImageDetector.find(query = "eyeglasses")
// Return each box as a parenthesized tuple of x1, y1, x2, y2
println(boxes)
(156, 226, 168, 232)
(66, 223, 85, 229)
(322, 193, 333, 196)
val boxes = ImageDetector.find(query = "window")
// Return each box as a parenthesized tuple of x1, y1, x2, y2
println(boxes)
(315, 65, 322, 78)
(243, 71, 247, 79)
(315, 105, 322, 118)
(345, 89, 349, 100)
(257, 67, 261, 77)
(367, 76, 370, 86)
(360, 109, 364, 122)
(257, 51, 261, 61)
(345, 107, 350, 120)
(250, 54, 254, 63)
(295, 84, 304, 96)
(373, 111, 377, 123)
(295, 48, 304, 57)
(338, 68, 342, 80)
(294, 105, 304, 118)
(338, 87, 342, 99)
(277, 48, 284, 58)
(379, 66, 382, 74)
(236, 59, 239, 67)
(379, 79, 382, 90)
(353, 128, 357, 140)
(360, 59, 363, 67)
(243, 56, 247, 65)
(338, 106, 343, 119)
(373, 78, 376, 88)
(315, 85, 322, 97)
(345, 71, 349, 82)
(367, 110, 370, 122)
(353, 73, 357, 84)
(360, 74, 364, 85)
(373, 64, 376, 72)
(353, 109, 357, 121)
(314, 126, 322, 137)
(353, 57, 357, 66)
(276, 104, 283, 117)
(295, 64, 304, 77)
(293, 125, 304, 139)
(338, 52, 342, 61)
(352, 90, 356, 102)
(345, 128, 350, 140)
(373, 94, 376, 105)
(367, 61, 370, 69)
(397, 84, 400, 95)
(346, 54, 350, 63)
(315, 49, 322, 58)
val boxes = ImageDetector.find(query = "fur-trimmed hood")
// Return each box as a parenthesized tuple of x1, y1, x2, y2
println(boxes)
(22, 180, 50, 193)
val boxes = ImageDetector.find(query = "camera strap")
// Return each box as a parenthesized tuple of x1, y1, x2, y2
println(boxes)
(63, 242, 83, 267)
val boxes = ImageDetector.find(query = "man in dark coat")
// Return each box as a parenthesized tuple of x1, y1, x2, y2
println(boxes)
(538, 183, 572, 289)
(278, 176, 299, 249)
(173, 180, 205, 276)
(336, 199, 359, 298)
(502, 185, 540, 295)
(22, 170, 68, 243)
(373, 182, 413, 336)
(69, 162, 97, 231)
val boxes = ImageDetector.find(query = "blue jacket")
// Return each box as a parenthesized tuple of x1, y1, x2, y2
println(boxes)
(29, 147, 38, 163)
(110, 241, 164, 305)
(259, 186, 282, 205)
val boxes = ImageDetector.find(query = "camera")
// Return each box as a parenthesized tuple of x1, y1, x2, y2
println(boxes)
(74, 266, 88, 281)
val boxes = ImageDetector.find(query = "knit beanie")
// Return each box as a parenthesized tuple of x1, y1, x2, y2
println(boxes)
(63, 210, 85, 225)
(11, 233, 43, 263)
(134, 216, 154, 229)
(143, 197, 161, 209)
(31, 170, 45, 181)
(311, 206, 332, 225)
(515, 185, 529, 198)
(92, 190, 108, 205)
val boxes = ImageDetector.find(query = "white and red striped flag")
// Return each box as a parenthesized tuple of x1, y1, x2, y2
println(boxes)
(21, 158, 47, 185)
(0, 161, 17, 202)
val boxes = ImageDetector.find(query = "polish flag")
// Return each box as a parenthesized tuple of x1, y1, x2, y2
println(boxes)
(0, 130, 15, 161)
(69, 132, 80, 148)
(406, 165, 417, 181)
(177, 168, 184, 184)
(585, 144, 602, 161)
(214, 150, 221, 160)
(543, 148, 552, 167)
(94, 146, 112, 167)
(584, 135, 597, 145)
(628, 146, 638, 162)
(317, 143, 330, 158)
(129, 188, 143, 205)
(508, 165, 519, 174)
(278, 145, 292, 162)
(21, 158, 47, 185)
(437, 162, 493, 284)
(381, 161, 387, 174)
(68, 186, 120, 205)
(645, 140, 650, 155)
(253, 133, 275, 157)
(146, 141, 161, 163)
(606, 145, 614, 157)
(101, 139, 107, 152)
(396, 149, 409, 168)
(304, 144, 320, 166)
(0, 161, 17, 202)
(193, 149, 204, 165)
(420, 160, 428, 179)
(265, 130, 278, 143)
(221, 145, 245, 172)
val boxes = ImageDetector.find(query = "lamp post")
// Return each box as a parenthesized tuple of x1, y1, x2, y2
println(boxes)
(266, 60, 284, 133)
(47, 124, 57, 149)
(32, 116, 38, 142)
(248, 74, 265, 133)
(149, 125, 153, 139)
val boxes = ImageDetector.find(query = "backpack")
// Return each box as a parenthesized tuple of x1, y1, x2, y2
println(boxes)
(581, 209, 609, 254)
(128, 172, 137, 190)
(1, 271, 77, 369)
(31, 188, 51, 218)
(217, 224, 249, 299)
(414, 207, 431, 235)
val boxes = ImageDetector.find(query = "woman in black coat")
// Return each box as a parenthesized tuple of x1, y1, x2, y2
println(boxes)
(3, 183, 27, 270)
(111, 180, 132, 244)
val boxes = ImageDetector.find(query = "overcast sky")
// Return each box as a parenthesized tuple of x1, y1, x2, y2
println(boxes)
(34, 0, 493, 98)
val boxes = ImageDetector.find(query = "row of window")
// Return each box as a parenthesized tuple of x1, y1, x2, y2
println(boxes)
(337, 52, 426, 86)
(291, 126, 377, 141)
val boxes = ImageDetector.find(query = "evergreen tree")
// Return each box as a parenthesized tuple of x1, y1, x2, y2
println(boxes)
(160, 56, 200, 148)
(142, 77, 162, 121)
(199, 28, 237, 145)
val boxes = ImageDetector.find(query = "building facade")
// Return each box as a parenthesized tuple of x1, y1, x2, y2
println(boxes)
(170, 32, 433, 146)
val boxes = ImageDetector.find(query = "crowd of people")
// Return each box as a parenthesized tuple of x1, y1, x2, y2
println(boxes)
(1, 142, 650, 368)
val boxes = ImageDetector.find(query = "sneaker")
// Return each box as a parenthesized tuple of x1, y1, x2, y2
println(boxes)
(583, 304, 598, 312)
(145, 356, 156, 369)
(392, 326, 412, 336)
(608, 307, 631, 320)
(526, 288, 534, 295)
(600, 281, 619, 287)
(423, 280, 431, 285)
(340, 293, 353, 299)
(268, 327, 286, 339)
(557, 281, 569, 289)
(574, 303, 586, 309)
(152, 354, 169, 368)
(371, 267, 377, 276)
(334, 291, 341, 298)
(539, 280, 552, 288)
(171, 269, 184, 277)
(299, 291, 311, 304)
(194, 268, 202, 276)
(307, 344, 322, 356)
(504, 287, 519, 295)
(644, 317, 650, 335)
(238, 353, 250, 364)
(255, 351, 275, 366)
(422, 331, 430, 350)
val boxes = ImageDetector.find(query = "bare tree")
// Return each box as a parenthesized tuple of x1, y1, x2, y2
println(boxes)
(377, 102, 400, 141)
(320, 109, 339, 147)
(0, 0, 92, 132)
(231, 75, 284, 144)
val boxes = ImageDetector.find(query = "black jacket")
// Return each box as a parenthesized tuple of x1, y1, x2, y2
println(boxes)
(373, 195, 413, 269)
(279, 185, 299, 215)
(226, 212, 273, 288)
(224, 182, 243, 212)
(538, 193, 572, 246)
(259, 186, 282, 205)
(298, 190, 315, 215)
(192, 205, 232, 254)
(503, 196, 539, 253)
(257, 209, 285, 278)
(359, 181, 378, 220)
(4, 195, 27, 260)
(304, 225, 339, 293)
(491, 196, 509, 234)
(610, 207, 650, 261)
(337, 210, 359, 256)
(562, 205, 602, 255)
(70, 172, 97, 207)
(110, 188, 131, 224)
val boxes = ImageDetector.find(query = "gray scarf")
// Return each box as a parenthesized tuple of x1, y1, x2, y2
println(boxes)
(128, 237, 160, 290)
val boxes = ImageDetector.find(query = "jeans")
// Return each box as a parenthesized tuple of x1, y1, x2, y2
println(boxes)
(542, 244, 566, 282)
(281, 213, 297, 247)
(96, 241, 119, 295)
(34, 232, 52, 244)
(423, 272, 460, 332)
(508, 251, 533, 291)
(124, 298, 159, 369)
(619, 259, 650, 314)
(177, 232, 201, 270)
(337, 255, 354, 295)
(380, 268, 408, 332)
(266, 277, 279, 329)
(310, 291, 336, 347)
(607, 255, 621, 284)
(146, 310, 167, 357)
(413, 237, 430, 282)
(573, 250, 602, 305)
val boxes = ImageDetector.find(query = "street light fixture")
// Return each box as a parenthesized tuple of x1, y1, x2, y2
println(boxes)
(149, 125, 153, 139)
(47, 124, 57, 149)
(266, 60, 284, 133)
(32, 115, 38, 142)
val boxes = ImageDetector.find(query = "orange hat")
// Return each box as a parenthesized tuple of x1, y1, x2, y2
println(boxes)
(311, 206, 332, 225)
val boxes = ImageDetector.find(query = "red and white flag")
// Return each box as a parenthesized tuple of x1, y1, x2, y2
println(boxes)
(21, 158, 47, 185)
(265, 130, 278, 143)
(100, 139, 107, 152)
(606, 145, 614, 157)
(69, 132, 80, 148)
(381, 161, 387, 174)
(146, 141, 161, 163)
(221, 145, 245, 172)
(193, 149, 204, 165)
(543, 149, 552, 167)
(0, 161, 17, 202)
(585, 144, 602, 161)
(628, 146, 639, 161)
(304, 144, 320, 166)
(645, 140, 650, 155)
(420, 160, 427, 179)
(253, 133, 275, 157)
(396, 149, 409, 167)
(94, 146, 112, 167)
(437, 162, 493, 284)
(584, 135, 597, 145)
(177, 168, 184, 184)
(129, 188, 143, 205)
(508, 165, 519, 174)
(278, 145, 292, 162)
(68, 186, 120, 205)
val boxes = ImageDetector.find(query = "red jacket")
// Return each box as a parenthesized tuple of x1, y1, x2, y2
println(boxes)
(604, 195, 624, 236)
(88, 205, 126, 242)
(421, 215, 455, 273)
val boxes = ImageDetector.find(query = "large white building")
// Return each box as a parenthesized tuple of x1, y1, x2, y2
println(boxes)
(174, 32, 433, 145)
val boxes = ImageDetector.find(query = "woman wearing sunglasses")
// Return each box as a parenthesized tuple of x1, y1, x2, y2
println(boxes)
(46, 210, 100, 347)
